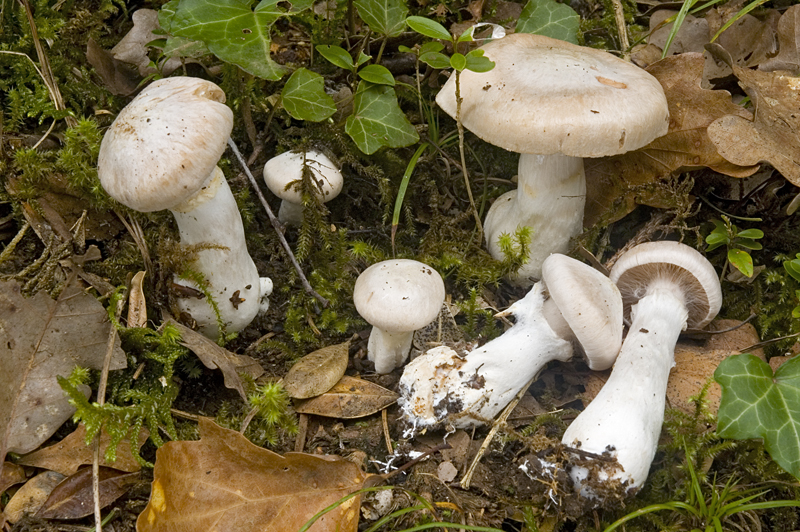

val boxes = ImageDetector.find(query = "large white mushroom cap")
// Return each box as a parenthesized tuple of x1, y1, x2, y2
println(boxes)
(435, 33, 669, 157)
(98, 77, 234, 212)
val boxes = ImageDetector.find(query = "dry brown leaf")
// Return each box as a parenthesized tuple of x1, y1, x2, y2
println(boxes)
(760, 5, 800, 73)
(584, 320, 763, 415)
(0, 278, 127, 465)
(85, 38, 141, 96)
(128, 271, 147, 328)
(284, 342, 350, 399)
(36, 467, 139, 519)
(649, 10, 709, 55)
(17, 423, 148, 476)
(1, 463, 26, 494)
(707, 44, 800, 186)
(584, 52, 759, 226)
(111, 9, 180, 77)
(136, 417, 364, 532)
(293, 376, 399, 419)
(703, 10, 777, 81)
(169, 320, 264, 401)
(3, 470, 65, 524)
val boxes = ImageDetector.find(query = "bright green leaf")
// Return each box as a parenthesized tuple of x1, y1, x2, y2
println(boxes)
(465, 49, 495, 72)
(355, 51, 372, 67)
(345, 82, 419, 154)
(737, 228, 764, 240)
(457, 27, 475, 43)
(516, 0, 580, 44)
(420, 41, 445, 54)
(737, 239, 763, 251)
(715, 354, 800, 479)
(354, 0, 408, 37)
(450, 52, 467, 71)
(358, 64, 395, 86)
(785, 256, 800, 283)
(281, 68, 337, 122)
(728, 249, 754, 277)
(170, 0, 287, 80)
(419, 51, 451, 70)
(705, 232, 728, 251)
(316, 45, 355, 70)
(406, 16, 452, 41)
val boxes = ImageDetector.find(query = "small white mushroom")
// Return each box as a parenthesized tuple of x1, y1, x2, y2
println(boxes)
(561, 241, 722, 497)
(97, 77, 272, 338)
(353, 259, 445, 374)
(263, 150, 343, 225)
(398, 254, 623, 430)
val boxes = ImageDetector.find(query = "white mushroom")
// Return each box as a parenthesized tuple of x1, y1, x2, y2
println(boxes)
(436, 34, 670, 284)
(561, 241, 722, 497)
(263, 150, 343, 225)
(353, 259, 445, 374)
(398, 254, 623, 430)
(98, 77, 272, 338)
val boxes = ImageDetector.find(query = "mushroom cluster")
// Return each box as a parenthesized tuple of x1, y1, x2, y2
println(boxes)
(436, 34, 670, 284)
(98, 77, 272, 338)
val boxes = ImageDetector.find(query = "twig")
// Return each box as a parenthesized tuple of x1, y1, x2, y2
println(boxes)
(460, 376, 536, 489)
(382, 408, 393, 455)
(609, 0, 631, 58)
(227, 138, 330, 308)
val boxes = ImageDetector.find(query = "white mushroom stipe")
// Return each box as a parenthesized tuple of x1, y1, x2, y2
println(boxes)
(561, 241, 721, 498)
(398, 254, 623, 430)
(97, 77, 271, 338)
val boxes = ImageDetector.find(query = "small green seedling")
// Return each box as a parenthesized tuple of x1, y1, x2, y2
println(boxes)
(782, 253, 800, 318)
(705, 216, 763, 278)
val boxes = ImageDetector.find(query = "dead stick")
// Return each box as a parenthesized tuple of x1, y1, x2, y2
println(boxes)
(227, 138, 329, 308)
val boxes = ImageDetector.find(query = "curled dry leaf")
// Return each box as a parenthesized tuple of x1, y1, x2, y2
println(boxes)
(284, 341, 350, 399)
(128, 271, 147, 328)
(169, 320, 264, 401)
(707, 43, 800, 186)
(293, 375, 399, 419)
(759, 5, 800, 73)
(584, 52, 759, 226)
(0, 278, 127, 464)
(17, 423, 148, 476)
(36, 466, 139, 520)
(137, 417, 365, 532)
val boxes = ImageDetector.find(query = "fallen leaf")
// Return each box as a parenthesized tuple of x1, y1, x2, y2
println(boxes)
(169, 320, 264, 401)
(136, 417, 364, 532)
(3, 470, 65, 524)
(649, 10, 709, 55)
(0, 278, 127, 465)
(294, 376, 399, 419)
(128, 271, 147, 328)
(707, 44, 800, 186)
(760, 5, 800, 73)
(585, 53, 758, 225)
(85, 38, 141, 96)
(1, 463, 26, 494)
(284, 342, 350, 399)
(17, 423, 148, 476)
(112, 9, 180, 77)
(702, 8, 778, 83)
(36, 467, 139, 519)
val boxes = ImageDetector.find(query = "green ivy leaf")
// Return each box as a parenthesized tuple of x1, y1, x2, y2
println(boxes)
(345, 82, 419, 154)
(465, 49, 495, 72)
(516, 0, 580, 44)
(715, 354, 800, 479)
(358, 64, 395, 86)
(354, 0, 408, 37)
(728, 248, 754, 277)
(315, 45, 355, 70)
(419, 51, 451, 70)
(406, 16, 452, 41)
(170, 0, 286, 80)
(281, 68, 336, 122)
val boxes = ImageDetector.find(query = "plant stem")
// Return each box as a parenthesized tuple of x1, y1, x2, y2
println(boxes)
(454, 69, 483, 241)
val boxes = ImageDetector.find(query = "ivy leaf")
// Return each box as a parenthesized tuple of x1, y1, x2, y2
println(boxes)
(728, 248, 754, 277)
(170, 0, 286, 80)
(281, 68, 336, 122)
(406, 16, 452, 41)
(345, 81, 419, 154)
(715, 354, 800, 479)
(358, 64, 395, 86)
(516, 0, 580, 44)
(354, 0, 408, 37)
(315, 44, 355, 70)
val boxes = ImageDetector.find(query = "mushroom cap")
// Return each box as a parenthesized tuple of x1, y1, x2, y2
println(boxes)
(98, 77, 233, 212)
(435, 33, 669, 157)
(263, 150, 343, 203)
(353, 259, 445, 333)
(609, 241, 722, 328)
(541, 254, 623, 370)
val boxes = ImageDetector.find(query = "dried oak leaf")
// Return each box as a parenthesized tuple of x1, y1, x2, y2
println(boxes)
(36, 466, 139, 519)
(294, 376, 399, 419)
(0, 278, 126, 464)
(169, 320, 264, 401)
(284, 342, 350, 399)
(707, 44, 800, 186)
(17, 423, 148, 476)
(1, 462, 26, 495)
(760, 4, 800, 73)
(136, 417, 365, 532)
(585, 52, 758, 226)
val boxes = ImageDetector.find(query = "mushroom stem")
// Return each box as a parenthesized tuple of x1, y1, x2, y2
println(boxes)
(277, 200, 304, 226)
(562, 284, 688, 495)
(368, 329, 415, 375)
(171, 167, 272, 338)
(484, 153, 585, 283)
